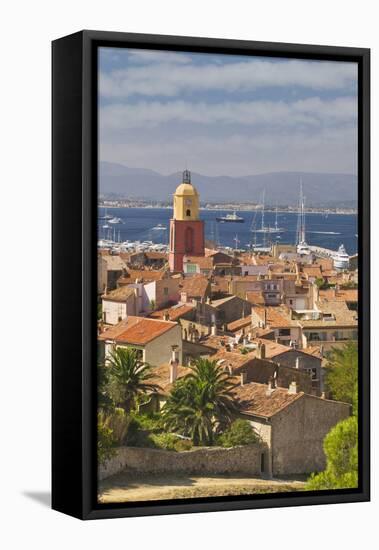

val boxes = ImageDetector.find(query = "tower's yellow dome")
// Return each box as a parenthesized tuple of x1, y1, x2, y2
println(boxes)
(172, 169, 200, 221)
(175, 182, 198, 196)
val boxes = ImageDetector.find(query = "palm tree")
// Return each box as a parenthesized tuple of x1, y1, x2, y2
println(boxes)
(162, 358, 237, 445)
(97, 360, 115, 414)
(107, 347, 160, 413)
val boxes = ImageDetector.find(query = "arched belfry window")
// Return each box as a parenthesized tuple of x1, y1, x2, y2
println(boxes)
(185, 226, 194, 253)
(186, 209, 191, 217)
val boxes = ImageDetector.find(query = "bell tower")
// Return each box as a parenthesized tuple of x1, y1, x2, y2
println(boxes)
(169, 170, 205, 272)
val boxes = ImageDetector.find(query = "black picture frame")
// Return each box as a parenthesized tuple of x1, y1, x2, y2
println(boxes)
(52, 30, 370, 520)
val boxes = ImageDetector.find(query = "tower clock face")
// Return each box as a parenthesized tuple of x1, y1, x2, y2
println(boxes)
(185, 199, 192, 206)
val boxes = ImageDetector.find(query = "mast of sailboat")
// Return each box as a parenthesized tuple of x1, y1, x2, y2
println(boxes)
(261, 189, 265, 231)
(296, 178, 306, 245)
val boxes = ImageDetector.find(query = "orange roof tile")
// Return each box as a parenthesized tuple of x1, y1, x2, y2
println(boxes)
(149, 303, 195, 321)
(227, 316, 252, 332)
(180, 275, 210, 299)
(232, 381, 303, 418)
(102, 286, 136, 302)
(246, 290, 265, 305)
(319, 288, 358, 302)
(148, 364, 192, 394)
(98, 316, 177, 345)
(184, 256, 214, 269)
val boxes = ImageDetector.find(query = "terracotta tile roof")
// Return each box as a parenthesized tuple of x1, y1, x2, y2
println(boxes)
(319, 289, 358, 302)
(102, 286, 136, 302)
(98, 316, 178, 345)
(251, 255, 274, 265)
(149, 303, 195, 321)
(144, 251, 168, 260)
(211, 277, 231, 293)
(254, 338, 293, 358)
(255, 327, 277, 339)
(252, 306, 296, 328)
(184, 256, 214, 269)
(302, 345, 323, 358)
(148, 364, 192, 394)
(231, 381, 303, 418)
(210, 338, 295, 363)
(205, 249, 235, 262)
(302, 266, 322, 278)
(230, 275, 260, 282)
(300, 301, 357, 328)
(316, 258, 334, 271)
(118, 269, 166, 284)
(200, 334, 230, 350)
(180, 275, 210, 299)
(321, 270, 338, 278)
(227, 316, 252, 332)
(246, 290, 266, 305)
(211, 348, 256, 370)
(101, 255, 126, 271)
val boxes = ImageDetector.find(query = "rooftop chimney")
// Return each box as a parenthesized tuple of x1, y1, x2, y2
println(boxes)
(169, 345, 179, 383)
(266, 379, 274, 396)
(240, 371, 247, 386)
(288, 381, 297, 394)
(163, 311, 170, 321)
(211, 324, 217, 336)
(257, 341, 266, 359)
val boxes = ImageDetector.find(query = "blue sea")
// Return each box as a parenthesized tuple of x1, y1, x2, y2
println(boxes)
(98, 207, 358, 256)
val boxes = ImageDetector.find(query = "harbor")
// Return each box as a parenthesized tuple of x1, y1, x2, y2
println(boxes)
(98, 205, 357, 268)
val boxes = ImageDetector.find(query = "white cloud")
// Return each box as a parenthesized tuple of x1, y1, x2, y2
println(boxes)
(99, 96, 357, 130)
(126, 49, 193, 65)
(99, 58, 357, 98)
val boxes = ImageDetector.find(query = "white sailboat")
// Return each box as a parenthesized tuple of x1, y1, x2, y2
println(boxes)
(296, 180, 311, 255)
(252, 190, 285, 234)
(99, 207, 113, 220)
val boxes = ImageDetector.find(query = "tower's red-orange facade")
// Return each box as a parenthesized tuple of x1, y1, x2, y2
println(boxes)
(169, 170, 205, 272)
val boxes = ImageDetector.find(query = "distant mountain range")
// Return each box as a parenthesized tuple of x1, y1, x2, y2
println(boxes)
(99, 161, 357, 207)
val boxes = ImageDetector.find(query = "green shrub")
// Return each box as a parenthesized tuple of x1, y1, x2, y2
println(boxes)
(97, 415, 117, 465)
(133, 412, 163, 432)
(217, 419, 259, 448)
(150, 432, 179, 450)
(174, 439, 193, 452)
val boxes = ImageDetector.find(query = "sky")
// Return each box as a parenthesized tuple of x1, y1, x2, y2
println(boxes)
(99, 47, 358, 177)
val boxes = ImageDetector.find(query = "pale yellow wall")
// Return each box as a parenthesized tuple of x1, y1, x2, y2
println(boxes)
(104, 324, 182, 367)
(144, 324, 183, 366)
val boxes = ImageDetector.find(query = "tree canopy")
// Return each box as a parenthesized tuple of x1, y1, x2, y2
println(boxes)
(306, 415, 358, 490)
(324, 342, 358, 414)
(107, 347, 160, 413)
(162, 358, 237, 445)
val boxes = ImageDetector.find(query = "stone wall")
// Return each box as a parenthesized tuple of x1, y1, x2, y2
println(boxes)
(271, 395, 351, 476)
(99, 443, 267, 481)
